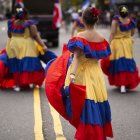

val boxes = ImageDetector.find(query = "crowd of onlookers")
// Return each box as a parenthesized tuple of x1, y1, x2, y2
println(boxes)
(1, 6, 140, 38)
(62, 8, 140, 37)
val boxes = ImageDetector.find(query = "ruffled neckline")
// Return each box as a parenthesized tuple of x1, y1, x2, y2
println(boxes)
(113, 15, 135, 31)
(74, 36, 105, 44)
(70, 37, 108, 51)
(67, 37, 111, 59)
(8, 18, 38, 34)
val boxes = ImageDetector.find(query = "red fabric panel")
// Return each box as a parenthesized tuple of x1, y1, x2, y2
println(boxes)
(75, 122, 113, 140)
(101, 58, 140, 89)
(13, 70, 45, 86)
(100, 57, 110, 75)
(0, 60, 14, 88)
(69, 83, 86, 128)
(45, 50, 86, 127)
(45, 51, 71, 119)
(70, 37, 109, 51)
(108, 68, 140, 89)
(62, 43, 68, 54)
(0, 48, 6, 54)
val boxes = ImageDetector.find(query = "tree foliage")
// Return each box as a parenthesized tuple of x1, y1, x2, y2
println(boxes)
(61, 0, 84, 10)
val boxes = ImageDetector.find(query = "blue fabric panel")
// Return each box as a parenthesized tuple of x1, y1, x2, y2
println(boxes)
(109, 57, 136, 74)
(67, 40, 111, 59)
(0, 53, 8, 65)
(8, 57, 43, 73)
(80, 99, 111, 126)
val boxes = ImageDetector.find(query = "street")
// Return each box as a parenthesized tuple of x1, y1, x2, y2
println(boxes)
(0, 20, 140, 140)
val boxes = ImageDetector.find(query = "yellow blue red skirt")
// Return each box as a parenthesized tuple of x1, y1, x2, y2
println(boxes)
(45, 37, 113, 140)
(101, 15, 140, 89)
(101, 37, 140, 89)
(0, 19, 57, 88)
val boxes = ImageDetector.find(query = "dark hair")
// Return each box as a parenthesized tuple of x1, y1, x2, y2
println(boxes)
(78, 9, 82, 17)
(119, 5, 129, 18)
(82, 8, 98, 27)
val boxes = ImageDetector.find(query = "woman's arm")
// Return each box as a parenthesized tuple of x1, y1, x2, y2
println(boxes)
(131, 28, 135, 36)
(108, 20, 117, 44)
(70, 48, 80, 83)
(7, 30, 12, 38)
(71, 21, 77, 37)
(29, 25, 48, 51)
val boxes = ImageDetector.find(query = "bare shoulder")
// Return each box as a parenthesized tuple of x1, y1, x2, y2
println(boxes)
(30, 24, 37, 29)
(95, 31, 105, 42)
(111, 19, 118, 25)
(76, 31, 85, 37)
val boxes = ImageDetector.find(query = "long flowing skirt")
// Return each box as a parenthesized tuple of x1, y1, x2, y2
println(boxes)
(45, 50, 113, 140)
(101, 38, 140, 89)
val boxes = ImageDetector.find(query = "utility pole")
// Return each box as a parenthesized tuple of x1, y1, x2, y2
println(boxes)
(12, 0, 16, 14)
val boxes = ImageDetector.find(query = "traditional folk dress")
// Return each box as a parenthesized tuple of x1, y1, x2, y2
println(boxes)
(101, 15, 140, 89)
(45, 37, 113, 140)
(75, 19, 85, 33)
(0, 18, 57, 88)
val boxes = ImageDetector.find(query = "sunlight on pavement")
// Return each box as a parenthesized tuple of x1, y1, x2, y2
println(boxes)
(1, 27, 6, 31)
(49, 103, 66, 140)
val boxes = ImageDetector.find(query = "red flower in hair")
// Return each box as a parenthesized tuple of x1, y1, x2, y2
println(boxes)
(90, 7, 101, 17)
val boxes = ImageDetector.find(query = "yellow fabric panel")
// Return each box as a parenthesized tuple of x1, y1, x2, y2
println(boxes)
(6, 28, 40, 59)
(36, 43, 44, 55)
(110, 38, 133, 60)
(77, 27, 85, 33)
(65, 53, 108, 102)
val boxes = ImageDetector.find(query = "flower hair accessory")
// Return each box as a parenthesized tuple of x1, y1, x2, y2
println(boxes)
(90, 7, 101, 17)
(16, 8, 23, 13)
(121, 6, 128, 13)
(15, 8, 26, 19)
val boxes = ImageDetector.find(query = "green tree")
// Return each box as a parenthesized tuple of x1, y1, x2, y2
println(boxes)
(61, 0, 89, 11)
(96, 0, 110, 10)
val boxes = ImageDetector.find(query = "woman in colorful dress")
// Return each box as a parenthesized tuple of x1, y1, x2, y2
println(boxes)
(71, 9, 85, 37)
(45, 7, 113, 140)
(101, 5, 140, 93)
(0, 7, 56, 91)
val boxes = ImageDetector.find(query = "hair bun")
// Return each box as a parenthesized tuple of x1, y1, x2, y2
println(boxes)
(90, 7, 101, 17)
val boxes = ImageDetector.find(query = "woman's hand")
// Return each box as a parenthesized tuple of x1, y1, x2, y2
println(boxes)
(43, 45, 48, 52)
(70, 73, 75, 83)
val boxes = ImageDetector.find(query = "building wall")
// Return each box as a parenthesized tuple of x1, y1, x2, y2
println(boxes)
(0, 0, 12, 15)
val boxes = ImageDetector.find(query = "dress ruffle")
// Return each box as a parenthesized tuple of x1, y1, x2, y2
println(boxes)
(8, 18, 38, 34)
(109, 58, 136, 74)
(101, 57, 140, 89)
(45, 48, 113, 139)
(67, 37, 111, 59)
(113, 15, 136, 31)
(0, 51, 14, 88)
(0, 48, 57, 88)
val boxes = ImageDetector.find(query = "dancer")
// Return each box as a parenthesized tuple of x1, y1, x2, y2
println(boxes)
(71, 9, 85, 37)
(0, 6, 56, 91)
(101, 5, 140, 93)
(45, 7, 113, 140)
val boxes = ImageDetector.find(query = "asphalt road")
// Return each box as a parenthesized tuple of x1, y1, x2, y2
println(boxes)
(0, 21, 140, 140)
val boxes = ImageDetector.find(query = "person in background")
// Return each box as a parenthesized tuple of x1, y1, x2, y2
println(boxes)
(101, 5, 140, 93)
(71, 9, 79, 23)
(45, 7, 113, 140)
(0, 5, 57, 91)
(136, 12, 140, 37)
(71, 9, 85, 37)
